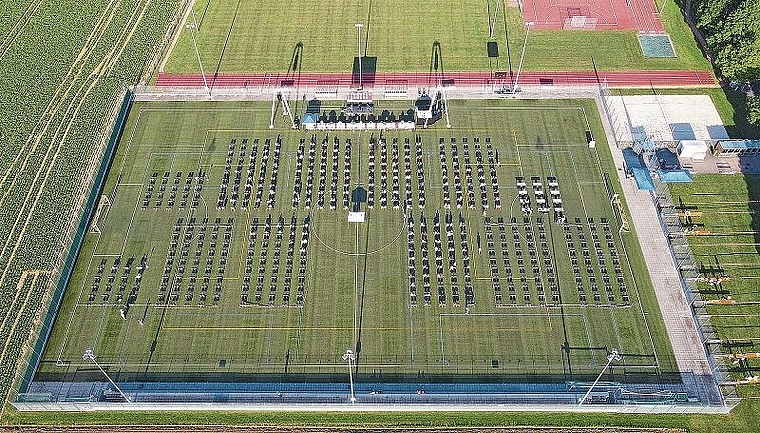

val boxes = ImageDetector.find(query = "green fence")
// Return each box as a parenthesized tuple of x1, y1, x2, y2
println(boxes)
(17, 89, 134, 395)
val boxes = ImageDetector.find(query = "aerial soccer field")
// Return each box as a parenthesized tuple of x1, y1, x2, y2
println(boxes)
(161, 0, 708, 74)
(36, 99, 676, 385)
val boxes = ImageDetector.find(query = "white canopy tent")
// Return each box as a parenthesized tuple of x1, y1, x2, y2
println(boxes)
(677, 140, 708, 160)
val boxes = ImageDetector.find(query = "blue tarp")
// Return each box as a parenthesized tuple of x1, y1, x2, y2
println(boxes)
(658, 170, 693, 183)
(622, 148, 644, 169)
(302, 112, 318, 125)
(640, 139, 657, 151)
(631, 168, 655, 190)
(623, 149, 655, 191)
(652, 148, 680, 170)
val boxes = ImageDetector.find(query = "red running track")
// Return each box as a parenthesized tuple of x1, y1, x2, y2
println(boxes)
(156, 70, 714, 89)
(523, 0, 664, 32)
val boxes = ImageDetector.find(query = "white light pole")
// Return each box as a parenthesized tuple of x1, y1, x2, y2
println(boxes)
(355, 23, 364, 90)
(83, 348, 132, 403)
(578, 348, 622, 405)
(511, 21, 534, 93)
(342, 348, 357, 404)
(187, 8, 210, 97)
(489, 0, 500, 39)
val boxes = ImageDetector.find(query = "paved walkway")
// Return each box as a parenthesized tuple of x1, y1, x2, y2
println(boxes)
(133, 83, 604, 102)
(12, 400, 732, 413)
(593, 98, 713, 378)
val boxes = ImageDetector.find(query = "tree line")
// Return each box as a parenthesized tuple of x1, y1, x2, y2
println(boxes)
(691, 0, 760, 126)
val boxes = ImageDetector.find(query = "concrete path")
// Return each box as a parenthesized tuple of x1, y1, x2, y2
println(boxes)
(592, 98, 713, 379)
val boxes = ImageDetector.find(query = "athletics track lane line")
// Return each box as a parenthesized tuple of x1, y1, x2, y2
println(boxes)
(155, 70, 714, 88)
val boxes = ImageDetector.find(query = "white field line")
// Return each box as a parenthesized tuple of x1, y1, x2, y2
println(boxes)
(586, 125, 661, 367)
(438, 313, 445, 364)
(264, 307, 275, 364)
(581, 313, 598, 365)
(609, 308, 625, 354)
(91, 303, 110, 353)
(354, 222, 360, 345)
(56, 233, 103, 362)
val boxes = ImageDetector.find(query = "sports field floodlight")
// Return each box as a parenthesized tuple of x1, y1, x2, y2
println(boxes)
(187, 8, 211, 97)
(342, 348, 357, 404)
(82, 348, 132, 403)
(355, 23, 364, 90)
(511, 21, 534, 94)
(578, 348, 621, 405)
(489, 0, 501, 39)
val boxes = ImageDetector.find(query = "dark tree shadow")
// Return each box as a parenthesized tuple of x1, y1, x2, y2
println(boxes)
(210, 0, 243, 89)
(722, 88, 760, 139)
(429, 41, 444, 86)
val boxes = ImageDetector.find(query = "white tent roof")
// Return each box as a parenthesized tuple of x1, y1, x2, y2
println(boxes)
(678, 140, 708, 158)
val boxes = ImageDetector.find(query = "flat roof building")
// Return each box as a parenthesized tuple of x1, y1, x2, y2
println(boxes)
(715, 139, 760, 155)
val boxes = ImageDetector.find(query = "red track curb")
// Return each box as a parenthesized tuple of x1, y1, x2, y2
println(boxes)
(155, 70, 715, 89)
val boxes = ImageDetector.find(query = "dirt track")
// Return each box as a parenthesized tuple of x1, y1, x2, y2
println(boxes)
(0, 428, 686, 433)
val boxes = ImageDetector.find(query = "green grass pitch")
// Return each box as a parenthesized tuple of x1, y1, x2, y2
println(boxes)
(36, 99, 677, 382)
(162, 0, 709, 74)
(669, 175, 760, 375)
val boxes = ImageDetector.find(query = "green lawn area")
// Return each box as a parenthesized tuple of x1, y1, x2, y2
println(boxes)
(3, 397, 759, 431)
(163, 0, 710, 73)
(32, 99, 674, 390)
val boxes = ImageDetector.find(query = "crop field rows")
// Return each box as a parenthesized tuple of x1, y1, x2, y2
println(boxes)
(669, 176, 760, 377)
(0, 0, 182, 411)
(35, 100, 676, 384)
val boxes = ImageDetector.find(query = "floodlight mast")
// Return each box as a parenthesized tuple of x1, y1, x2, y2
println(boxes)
(187, 8, 211, 97)
(511, 21, 534, 93)
(440, 87, 451, 128)
(355, 23, 364, 90)
(82, 348, 132, 403)
(270, 90, 298, 129)
(578, 348, 622, 405)
(489, 0, 500, 38)
(342, 348, 357, 404)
